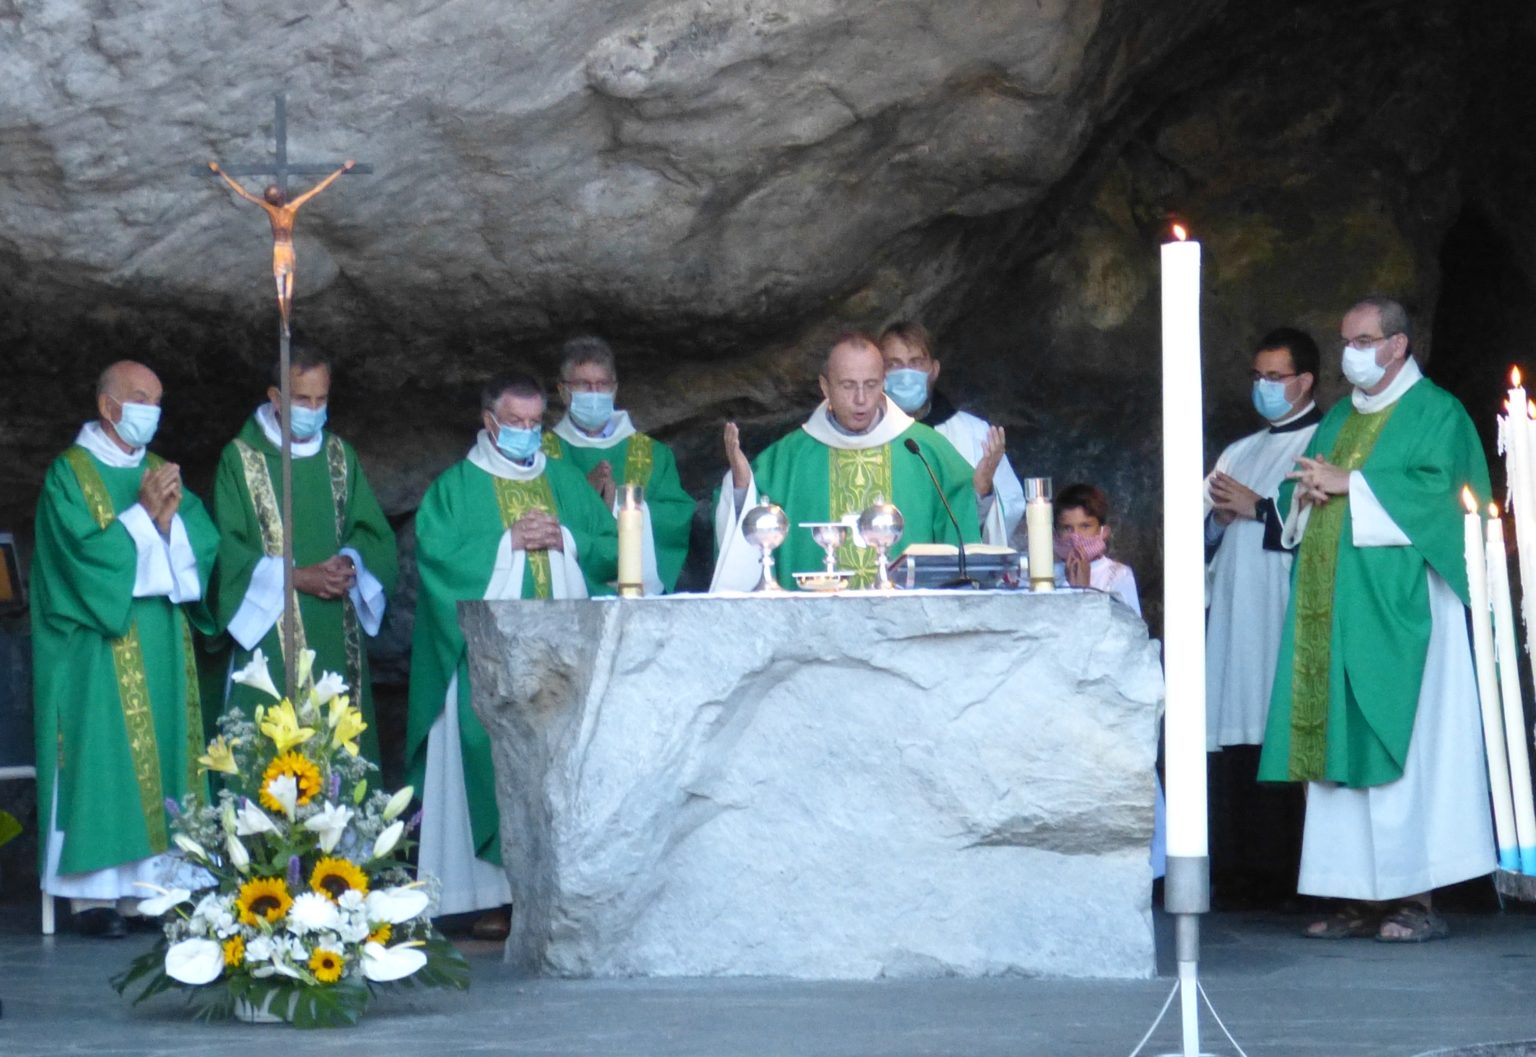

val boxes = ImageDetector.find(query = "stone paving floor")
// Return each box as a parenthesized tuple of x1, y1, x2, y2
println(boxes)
(1, 902, 1534, 1057)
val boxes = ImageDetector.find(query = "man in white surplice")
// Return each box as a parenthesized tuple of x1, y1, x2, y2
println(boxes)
(1260, 297, 1494, 942)
(405, 372, 617, 940)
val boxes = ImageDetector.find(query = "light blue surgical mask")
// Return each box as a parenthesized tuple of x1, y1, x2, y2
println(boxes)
(568, 391, 615, 432)
(1251, 379, 1292, 421)
(113, 400, 161, 448)
(883, 369, 930, 414)
(495, 424, 542, 463)
(288, 404, 328, 440)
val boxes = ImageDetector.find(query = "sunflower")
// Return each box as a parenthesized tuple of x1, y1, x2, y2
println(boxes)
(222, 935, 245, 967)
(310, 857, 369, 902)
(367, 923, 392, 946)
(235, 877, 294, 926)
(309, 947, 345, 984)
(258, 751, 322, 814)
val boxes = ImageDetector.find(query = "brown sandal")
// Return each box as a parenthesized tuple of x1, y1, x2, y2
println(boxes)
(1302, 902, 1383, 939)
(1376, 902, 1448, 943)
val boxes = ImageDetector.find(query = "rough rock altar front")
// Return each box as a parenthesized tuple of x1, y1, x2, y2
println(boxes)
(460, 590, 1163, 979)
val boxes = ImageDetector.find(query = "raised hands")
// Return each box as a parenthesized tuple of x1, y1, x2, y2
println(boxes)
(973, 425, 1006, 497)
(724, 422, 751, 491)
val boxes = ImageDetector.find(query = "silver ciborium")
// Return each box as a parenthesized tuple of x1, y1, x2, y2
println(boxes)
(800, 521, 850, 574)
(742, 496, 790, 591)
(857, 495, 904, 590)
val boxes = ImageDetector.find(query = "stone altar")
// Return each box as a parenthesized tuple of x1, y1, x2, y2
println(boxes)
(461, 589, 1163, 980)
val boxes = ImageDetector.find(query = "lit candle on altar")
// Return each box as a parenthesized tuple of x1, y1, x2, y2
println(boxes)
(1024, 477, 1054, 592)
(1160, 224, 1208, 864)
(1486, 505, 1536, 873)
(1465, 492, 1519, 871)
(616, 483, 644, 598)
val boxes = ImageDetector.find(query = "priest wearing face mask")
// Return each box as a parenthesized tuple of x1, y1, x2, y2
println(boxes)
(878, 322, 1025, 547)
(712, 331, 980, 591)
(210, 348, 398, 765)
(406, 371, 617, 939)
(1260, 297, 1494, 943)
(543, 336, 695, 594)
(32, 361, 219, 938)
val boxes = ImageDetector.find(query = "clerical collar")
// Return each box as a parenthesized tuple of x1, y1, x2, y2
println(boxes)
(826, 405, 885, 437)
(1268, 402, 1321, 434)
(919, 390, 959, 429)
(1352, 356, 1422, 414)
(256, 402, 323, 457)
(76, 422, 145, 468)
(468, 429, 547, 480)
(553, 410, 637, 449)
(802, 400, 914, 450)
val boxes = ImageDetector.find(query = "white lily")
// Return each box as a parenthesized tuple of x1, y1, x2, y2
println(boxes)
(381, 786, 414, 822)
(371, 820, 404, 860)
(220, 799, 238, 834)
(288, 892, 341, 933)
(266, 774, 299, 821)
(173, 834, 211, 862)
(235, 801, 278, 837)
(362, 941, 427, 982)
(313, 671, 348, 706)
(164, 938, 223, 984)
(133, 882, 192, 917)
(365, 885, 432, 924)
(303, 802, 354, 854)
(296, 648, 317, 690)
(225, 833, 250, 872)
(231, 648, 281, 701)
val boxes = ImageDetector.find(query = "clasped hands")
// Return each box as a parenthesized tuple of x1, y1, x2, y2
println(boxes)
(586, 460, 617, 507)
(1287, 455, 1351, 508)
(136, 462, 183, 536)
(509, 510, 565, 553)
(295, 554, 356, 600)
(1208, 471, 1263, 525)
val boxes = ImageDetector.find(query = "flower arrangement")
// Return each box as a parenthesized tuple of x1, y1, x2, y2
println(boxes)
(111, 649, 468, 1027)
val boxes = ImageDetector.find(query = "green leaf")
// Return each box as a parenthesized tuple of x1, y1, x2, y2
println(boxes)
(0, 809, 22, 848)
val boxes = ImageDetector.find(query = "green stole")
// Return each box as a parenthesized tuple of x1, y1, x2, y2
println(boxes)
(490, 473, 558, 599)
(61, 447, 201, 852)
(542, 429, 655, 486)
(829, 446, 893, 587)
(1283, 405, 1397, 780)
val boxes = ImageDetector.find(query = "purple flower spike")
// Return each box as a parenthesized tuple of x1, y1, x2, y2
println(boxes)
(288, 855, 302, 889)
(163, 798, 181, 818)
(328, 772, 342, 801)
(406, 809, 424, 834)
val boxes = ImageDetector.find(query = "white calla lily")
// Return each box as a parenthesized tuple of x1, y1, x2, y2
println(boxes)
(362, 941, 427, 982)
(164, 938, 224, 984)
(381, 785, 414, 822)
(371, 820, 404, 860)
(365, 885, 432, 924)
(133, 882, 191, 917)
(312, 671, 348, 705)
(225, 833, 250, 871)
(231, 648, 281, 701)
(303, 802, 354, 854)
(234, 801, 278, 836)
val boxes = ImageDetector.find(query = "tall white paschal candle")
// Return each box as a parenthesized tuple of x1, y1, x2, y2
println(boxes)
(1161, 227, 1208, 862)
(1465, 492, 1518, 871)
(1486, 509, 1536, 873)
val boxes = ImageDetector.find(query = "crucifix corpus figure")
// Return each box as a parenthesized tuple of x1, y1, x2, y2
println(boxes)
(207, 159, 355, 335)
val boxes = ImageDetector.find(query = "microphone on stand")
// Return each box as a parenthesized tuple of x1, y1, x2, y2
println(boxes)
(903, 438, 979, 589)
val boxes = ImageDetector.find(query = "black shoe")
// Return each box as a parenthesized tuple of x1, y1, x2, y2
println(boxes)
(74, 907, 127, 939)
(124, 913, 164, 934)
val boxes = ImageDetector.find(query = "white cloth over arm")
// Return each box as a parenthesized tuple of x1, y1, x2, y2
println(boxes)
(935, 410, 1025, 546)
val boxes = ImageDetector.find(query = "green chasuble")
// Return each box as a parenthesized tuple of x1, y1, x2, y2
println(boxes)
(542, 421, 695, 592)
(210, 415, 399, 765)
(1258, 376, 1489, 789)
(31, 445, 218, 876)
(405, 453, 618, 866)
(738, 420, 981, 589)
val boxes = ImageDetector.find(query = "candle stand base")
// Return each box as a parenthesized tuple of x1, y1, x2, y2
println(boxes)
(617, 584, 643, 599)
(1029, 578, 1055, 593)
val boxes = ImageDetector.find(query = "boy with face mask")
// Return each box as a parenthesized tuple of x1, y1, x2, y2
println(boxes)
(1052, 483, 1140, 614)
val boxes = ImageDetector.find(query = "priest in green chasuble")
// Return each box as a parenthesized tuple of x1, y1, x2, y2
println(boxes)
(32, 361, 219, 938)
(711, 332, 980, 591)
(542, 336, 695, 593)
(407, 371, 617, 937)
(1259, 297, 1494, 943)
(211, 349, 398, 765)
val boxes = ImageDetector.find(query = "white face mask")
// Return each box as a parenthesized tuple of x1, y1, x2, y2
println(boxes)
(1341, 343, 1389, 390)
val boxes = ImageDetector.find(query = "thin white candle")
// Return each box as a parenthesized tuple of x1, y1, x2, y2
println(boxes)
(1026, 498, 1055, 592)
(1160, 226, 1207, 863)
(1465, 492, 1518, 871)
(1486, 509, 1536, 873)
(616, 485, 644, 597)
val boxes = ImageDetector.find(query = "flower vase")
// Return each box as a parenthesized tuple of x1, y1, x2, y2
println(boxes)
(233, 992, 285, 1024)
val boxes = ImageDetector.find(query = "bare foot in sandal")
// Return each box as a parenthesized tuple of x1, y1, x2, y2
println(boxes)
(1377, 897, 1448, 942)
(1303, 900, 1384, 939)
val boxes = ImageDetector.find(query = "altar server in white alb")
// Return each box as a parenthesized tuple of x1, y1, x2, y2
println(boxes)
(878, 322, 1025, 546)
(1204, 328, 1322, 750)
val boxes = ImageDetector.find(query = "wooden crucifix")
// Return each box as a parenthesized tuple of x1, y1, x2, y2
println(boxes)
(201, 93, 370, 699)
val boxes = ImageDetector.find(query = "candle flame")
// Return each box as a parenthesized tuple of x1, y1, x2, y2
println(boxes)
(1462, 486, 1477, 514)
(1172, 223, 1188, 242)
(1491, 502, 1501, 519)
(1515, 365, 1524, 388)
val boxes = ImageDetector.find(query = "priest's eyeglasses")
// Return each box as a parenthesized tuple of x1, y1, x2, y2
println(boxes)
(1249, 370, 1298, 383)
(561, 378, 616, 393)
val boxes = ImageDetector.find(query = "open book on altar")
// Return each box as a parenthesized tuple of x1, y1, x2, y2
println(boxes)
(891, 543, 1020, 589)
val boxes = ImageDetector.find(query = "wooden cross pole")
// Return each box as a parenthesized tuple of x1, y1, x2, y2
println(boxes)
(200, 92, 369, 701)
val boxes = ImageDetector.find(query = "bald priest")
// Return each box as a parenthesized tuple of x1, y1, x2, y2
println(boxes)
(712, 331, 980, 591)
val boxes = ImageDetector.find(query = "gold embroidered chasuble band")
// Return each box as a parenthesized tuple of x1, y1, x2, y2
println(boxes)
(492, 473, 558, 599)
(1285, 403, 1398, 780)
(829, 445, 893, 588)
(63, 446, 200, 853)
(543, 430, 656, 486)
